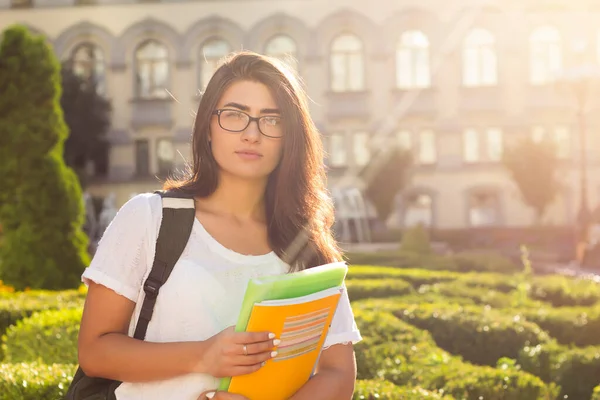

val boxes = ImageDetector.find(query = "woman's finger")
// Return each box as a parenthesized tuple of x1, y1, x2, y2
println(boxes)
(198, 390, 250, 399)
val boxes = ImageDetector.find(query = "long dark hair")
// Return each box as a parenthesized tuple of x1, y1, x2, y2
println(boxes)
(164, 51, 341, 270)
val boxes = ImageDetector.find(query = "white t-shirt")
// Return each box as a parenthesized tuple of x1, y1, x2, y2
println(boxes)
(81, 193, 362, 400)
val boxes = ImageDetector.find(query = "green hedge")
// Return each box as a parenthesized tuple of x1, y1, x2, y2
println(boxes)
(2, 308, 82, 364)
(517, 306, 600, 347)
(391, 302, 550, 366)
(348, 266, 459, 288)
(0, 362, 76, 400)
(420, 281, 545, 309)
(518, 341, 600, 400)
(346, 251, 522, 274)
(529, 275, 600, 307)
(353, 379, 454, 399)
(354, 309, 559, 400)
(346, 279, 414, 302)
(0, 289, 84, 336)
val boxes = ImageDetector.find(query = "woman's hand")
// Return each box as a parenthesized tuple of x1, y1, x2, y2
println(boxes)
(196, 326, 279, 378)
(197, 390, 250, 400)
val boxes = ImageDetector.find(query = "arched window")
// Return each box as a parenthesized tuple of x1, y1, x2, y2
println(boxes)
(199, 38, 230, 90)
(463, 29, 497, 86)
(330, 34, 365, 92)
(70, 43, 106, 94)
(397, 30, 430, 89)
(265, 34, 298, 70)
(135, 40, 169, 99)
(530, 26, 562, 85)
(468, 191, 501, 226)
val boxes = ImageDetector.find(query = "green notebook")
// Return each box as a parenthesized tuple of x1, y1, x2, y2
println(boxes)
(218, 260, 348, 391)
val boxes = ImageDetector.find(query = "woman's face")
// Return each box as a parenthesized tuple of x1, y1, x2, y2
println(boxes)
(209, 80, 284, 182)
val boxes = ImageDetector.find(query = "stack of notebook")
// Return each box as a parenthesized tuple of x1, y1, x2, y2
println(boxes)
(217, 261, 348, 400)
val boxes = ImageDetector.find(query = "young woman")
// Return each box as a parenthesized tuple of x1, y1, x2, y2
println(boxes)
(77, 51, 362, 400)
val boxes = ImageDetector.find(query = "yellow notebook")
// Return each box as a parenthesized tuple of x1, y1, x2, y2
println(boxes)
(227, 287, 343, 400)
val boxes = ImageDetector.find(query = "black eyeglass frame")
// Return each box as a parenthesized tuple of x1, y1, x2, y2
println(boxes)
(212, 109, 283, 138)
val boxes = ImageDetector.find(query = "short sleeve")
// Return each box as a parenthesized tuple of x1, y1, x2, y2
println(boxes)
(81, 194, 156, 302)
(323, 284, 362, 348)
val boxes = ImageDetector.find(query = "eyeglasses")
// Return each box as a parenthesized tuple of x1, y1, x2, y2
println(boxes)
(212, 109, 284, 138)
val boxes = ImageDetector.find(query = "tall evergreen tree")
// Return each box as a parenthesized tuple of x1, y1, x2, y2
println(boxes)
(0, 25, 89, 290)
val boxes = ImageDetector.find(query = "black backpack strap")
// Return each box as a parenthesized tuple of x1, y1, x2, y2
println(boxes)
(133, 190, 196, 340)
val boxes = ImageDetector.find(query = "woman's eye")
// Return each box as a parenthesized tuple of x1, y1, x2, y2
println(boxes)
(223, 110, 244, 119)
(263, 117, 281, 126)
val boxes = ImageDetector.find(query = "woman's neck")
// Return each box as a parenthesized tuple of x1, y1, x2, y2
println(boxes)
(198, 172, 268, 222)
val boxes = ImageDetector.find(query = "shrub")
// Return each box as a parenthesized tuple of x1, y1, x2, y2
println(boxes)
(420, 281, 545, 309)
(2, 308, 82, 364)
(0, 289, 83, 336)
(353, 380, 454, 399)
(451, 251, 523, 274)
(355, 309, 558, 400)
(347, 266, 459, 288)
(346, 279, 414, 302)
(517, 306, 600, 347)
(0, 25, 90, 290)
(400, 224, 432, 254)
(529, 275, 600, 307)
(518, 342, 600, 400)
(392, 303, 550, 366)
(0, 362, 76, 400)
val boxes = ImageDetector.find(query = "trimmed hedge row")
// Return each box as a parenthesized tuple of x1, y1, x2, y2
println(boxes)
(345, 250, 522, 274)
(517, 305, 600, 347)
(0, 289, 83, 336)
(2, 308, 82, 364)
(346, 279, 414, 302)
(353, 309, 559, 400)
(391, 302, 550, 366)
(517, 341, 600, 400)
(529, 275, 600, 307)
(0, 362, 76, 400)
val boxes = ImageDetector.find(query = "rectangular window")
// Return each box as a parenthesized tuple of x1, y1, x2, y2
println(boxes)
(328, 133, 347, 167)
(353, 132, 370, 166)
(157, 138, 175, 176)
(463, 129, 480, 162)
(486, 128, 503, 161)
(135, 139, 150, 176)
(418, 130, 436, 164)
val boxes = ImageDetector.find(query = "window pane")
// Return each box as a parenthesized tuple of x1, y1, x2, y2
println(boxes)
(265, 35, 298, 69)
(135, 40, 169, 98)
(348, 53, 364, 90)
(152, 60, 169, 98)
(135, 139, 149, 176)
(199, 39, 230, 89)
(71, 43, 106, 94)
(157, 139, 175, 175)
(419, 130, 436, 164)
(331, 34, 364, 92)
(329, 133, 347, 166)
(486, 128, 503, 161)
(330, 53, 347, 92)
(530, 26, 561, 85)
(397, 31, 430, 89)
(463, 129, 479, 162)
(354, 132, 370, 166)
(463, 48, 479, 86)
(469, 193, 499, 226)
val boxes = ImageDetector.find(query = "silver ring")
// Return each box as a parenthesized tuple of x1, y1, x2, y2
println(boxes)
(243, 344, 248, 356)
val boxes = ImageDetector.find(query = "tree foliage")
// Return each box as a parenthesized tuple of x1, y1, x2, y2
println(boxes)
(362, 144, 413, 223)
(0, 25, 89, 290)
(60, 62, 111, 188)
(502, 137, 562, 224)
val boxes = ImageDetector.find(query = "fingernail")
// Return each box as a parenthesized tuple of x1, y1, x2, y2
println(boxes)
(261, 361, 266, 367)
(206, 392, 216, 399)
(268, 333, 275, 339)
(273, 339, 281, 346)
(271, 351, 278, 358)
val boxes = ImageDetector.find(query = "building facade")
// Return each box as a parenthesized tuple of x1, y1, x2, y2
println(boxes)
(2, 0, 600, 230)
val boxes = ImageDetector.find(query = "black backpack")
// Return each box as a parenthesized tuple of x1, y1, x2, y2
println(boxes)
(65, 190, 196, 400)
